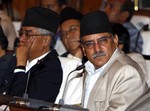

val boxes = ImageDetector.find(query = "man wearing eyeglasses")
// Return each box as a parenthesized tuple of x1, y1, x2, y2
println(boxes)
(80, 10, 148, 111)
(59, 7, 87, 64)
(0, 6, 63, 103)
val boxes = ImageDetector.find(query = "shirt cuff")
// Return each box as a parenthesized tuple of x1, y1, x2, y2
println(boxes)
(14, 69, 25, 73)
(14, 66, 26, 73)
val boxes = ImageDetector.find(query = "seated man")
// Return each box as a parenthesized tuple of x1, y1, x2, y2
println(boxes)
(59, 7, 87, 64)
(80, 10, 148, 111)
(1, 6, 63, 103)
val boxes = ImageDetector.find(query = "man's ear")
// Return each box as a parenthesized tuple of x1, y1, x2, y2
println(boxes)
(120, 11, 129, 23)
(43, 36, 51, 46)
(113, 34, 119, 46)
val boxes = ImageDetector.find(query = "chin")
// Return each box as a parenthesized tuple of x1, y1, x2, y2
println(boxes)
(92, 61, 104, 68)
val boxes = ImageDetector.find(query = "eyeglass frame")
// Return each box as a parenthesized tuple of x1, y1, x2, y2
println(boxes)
(60, 25, 80, 38)
(81, 35, 113, 49)
(18, 29, 54, 39)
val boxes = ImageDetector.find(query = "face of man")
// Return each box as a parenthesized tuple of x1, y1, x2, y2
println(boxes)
(104, 0, 123, 23)
(39, 0, 62, 14)
(81, 32, 118, 69)
(60, 19, 81, 54)
(19, 26, 51, 60)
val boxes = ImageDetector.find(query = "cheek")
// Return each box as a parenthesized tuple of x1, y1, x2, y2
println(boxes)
(84, 49, 94, 60)
(30, 39, 43, 52)
(75, 30, 80, 38)
(63, 38, 68, 46)
(29, 41, 38, 52)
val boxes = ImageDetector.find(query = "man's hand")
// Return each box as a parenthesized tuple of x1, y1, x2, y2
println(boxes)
(16, 36, 35, 66)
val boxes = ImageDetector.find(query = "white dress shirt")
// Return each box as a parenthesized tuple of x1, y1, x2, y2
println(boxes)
(83, 61, 106, 108)
(14, 52, 49, 73)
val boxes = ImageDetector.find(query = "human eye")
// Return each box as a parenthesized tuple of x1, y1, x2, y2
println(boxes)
(69, 25, 79, 33)
(83, 41, 94, 48)
(25, 33, 31, 39)
(97, 36, 109, 45)
(69, 27, 76, 33)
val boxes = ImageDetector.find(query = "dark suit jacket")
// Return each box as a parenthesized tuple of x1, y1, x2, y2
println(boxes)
(1, 50, 63, 103)
(0, 54, 14, 87)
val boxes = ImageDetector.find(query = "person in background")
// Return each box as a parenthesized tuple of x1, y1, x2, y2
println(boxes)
(111, 23, 130, 54)
(59, 7, 87, 64)
(1, 6, 63, 103)
(103, 0, 143, 53)
(80, 10, 148, 111)
(0, 25, 13, 87)
(0, 3, 17, 52)
(39, 0, 67, 55)
(111, 23, 149, 87)
(39, 0, 67, 14)
(55, 7, 86, 105)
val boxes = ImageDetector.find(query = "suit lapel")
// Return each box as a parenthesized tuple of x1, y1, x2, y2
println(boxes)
(29, 50, 59, 74)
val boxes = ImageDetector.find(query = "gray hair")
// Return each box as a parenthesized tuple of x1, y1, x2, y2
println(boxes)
(36, 27, 56, 49)
(36, 27, 55, 38)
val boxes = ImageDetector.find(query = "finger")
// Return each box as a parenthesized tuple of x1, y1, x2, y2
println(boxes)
(26, 36, 36, 47)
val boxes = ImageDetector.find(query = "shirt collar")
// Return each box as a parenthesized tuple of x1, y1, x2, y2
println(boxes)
(67, 53, 82, 62)
(26, 51, 50, 72)
(85, 60, 106, 75)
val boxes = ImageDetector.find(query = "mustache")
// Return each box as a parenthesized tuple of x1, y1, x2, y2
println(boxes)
(92, 51, 106, 59)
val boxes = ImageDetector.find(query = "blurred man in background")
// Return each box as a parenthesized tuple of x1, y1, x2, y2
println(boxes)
(0, 25, 13, 87)
(59, 7, 87, 63)
(103, 0, 143, 53)
(0, 2, 17, 52)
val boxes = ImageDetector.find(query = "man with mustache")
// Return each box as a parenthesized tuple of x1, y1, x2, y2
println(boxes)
(80, 10, 148, 111)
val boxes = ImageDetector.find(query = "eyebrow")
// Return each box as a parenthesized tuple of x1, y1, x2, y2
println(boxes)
(68, 24, 80, 28)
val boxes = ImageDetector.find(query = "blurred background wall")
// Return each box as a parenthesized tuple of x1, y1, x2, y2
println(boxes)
(2, 0, 149, 21)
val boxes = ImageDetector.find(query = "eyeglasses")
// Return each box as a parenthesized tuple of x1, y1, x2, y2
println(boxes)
(18, 30, 50, 39)
(60, 25, 80, 38)
(82, 36, 112, 49)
